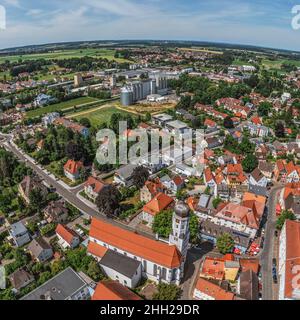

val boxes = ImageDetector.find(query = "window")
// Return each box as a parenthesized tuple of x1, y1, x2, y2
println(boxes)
(153, 264, 158, 276)
(143, 260, 147, 272)
(124, 280, 127, 285)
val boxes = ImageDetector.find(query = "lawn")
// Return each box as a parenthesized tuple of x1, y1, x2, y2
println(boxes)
(26, 97, 99, 118)
(71, 105, 135, 127)
(0, 49, 132, 64)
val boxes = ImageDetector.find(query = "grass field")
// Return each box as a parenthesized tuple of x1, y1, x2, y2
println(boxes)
(71, 105, 134, 127)
(261, 58, 300, 70)
(26, 97, 99, 118)
(0, 48, 132, 64)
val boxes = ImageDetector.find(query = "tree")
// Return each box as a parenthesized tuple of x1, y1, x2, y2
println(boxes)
(95, 185, 121, 217)
(239, 137, 255, 154)
(152, 210, 173, 238)
(223, 116, 234, 129)
(275, 122, 285, 138)
(132, 166, 150, 189)
(276, 210, 296, 230)
(65, 141, 83, 161)
(29, 188, 46, 211)
(216, 233, 234, 254)
(212, 197, 222, 209)
(152, 283, 181, 300)
(79, 118, 91, 128)
(242, 154, 258, 173)
(258, 102, 272, 117)
(189, 213, 199, 244)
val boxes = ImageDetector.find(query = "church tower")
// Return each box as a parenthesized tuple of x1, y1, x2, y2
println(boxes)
(169, 201, 190, 262)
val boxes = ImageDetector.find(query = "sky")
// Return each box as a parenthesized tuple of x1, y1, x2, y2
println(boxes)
(0, 0, 300, 51)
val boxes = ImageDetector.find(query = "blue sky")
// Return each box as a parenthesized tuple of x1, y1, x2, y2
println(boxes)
(0, 0, 299, 51)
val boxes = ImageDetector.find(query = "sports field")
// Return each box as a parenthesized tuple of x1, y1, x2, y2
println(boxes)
(26, 97, 99, 118)
(0, 49, 132, 64)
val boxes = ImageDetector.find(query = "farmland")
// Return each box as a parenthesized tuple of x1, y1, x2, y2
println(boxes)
(0, 48, 132, 64)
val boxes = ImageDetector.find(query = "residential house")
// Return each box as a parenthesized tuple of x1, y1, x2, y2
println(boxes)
(9, 222, 31, 247)
(249, 168, 268, 188)
(56, 224, 80, 250)
(42, 112, 60, 127)
(160, 174, 185, 193)
(279, 183, 300, 218)
(258, 161, 274, 181)
(215, 202, 260, 237)
(54, 117, 89, 138)
(9, 269, 34, 293)
(226, 164, 248, 188)
(275, 160, 300, 183)
(140, 179, 165, 203)
(237, 270, 259, 300)
(27, 237, 53, 263)
(18, 175, 48, 204)
(84, 177, 106, 201)
(114, 164, 138, 187)
(21, 267, 91, 300)
(193, 278, 235, 300)
(142, 193, 174, 226)
(200, 220, 251, 254)
(64, 160, 84, 182)
(33, 94, 55, 107)
(92, 280, 142, 300)
(205, 137, 223, 149)
(43, 200, 69, 224)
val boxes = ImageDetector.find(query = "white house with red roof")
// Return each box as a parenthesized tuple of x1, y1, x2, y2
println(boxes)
(142, 192, 174, 226)
(193, 278, 235, 300)
(56, 224, 80, 250)
(84, 177, 106, 201)
(64, 160, 84, 182)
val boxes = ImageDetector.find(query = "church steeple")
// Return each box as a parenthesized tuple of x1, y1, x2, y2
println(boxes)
(169, 201, 190, 260)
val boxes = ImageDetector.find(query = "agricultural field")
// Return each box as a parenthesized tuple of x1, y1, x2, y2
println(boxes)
(179, 47, 223, 55)
(261, 58, 300, 70)
(0, 48, 132, 64)
(70, 104, 135, 127)
(26, 96, 99, 118)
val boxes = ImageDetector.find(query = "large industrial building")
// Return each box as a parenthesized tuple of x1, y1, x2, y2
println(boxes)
(120, 75, 169, 106)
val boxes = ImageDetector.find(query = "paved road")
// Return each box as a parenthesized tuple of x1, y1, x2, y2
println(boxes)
(260, 185, 283, 300)
(0, 133, 156, 240)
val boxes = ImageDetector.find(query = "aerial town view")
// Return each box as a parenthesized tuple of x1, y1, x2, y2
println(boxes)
(0, 0, 300, 310)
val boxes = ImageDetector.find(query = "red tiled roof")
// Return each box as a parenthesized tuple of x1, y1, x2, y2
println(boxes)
(282, 220, 300, 299)
(194, 278, 234, 300)
(55, 224, 78, 244)
(200, 257, 225, 281)
(143, 192, 174, 216)
(89, 218, 182, 269)
(85, 177, 106, 193)
(240, 259, 259, 274)
(92, 281, 142, 300)
(64, 160, 83, 175)
(87, 241, 108, 258)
